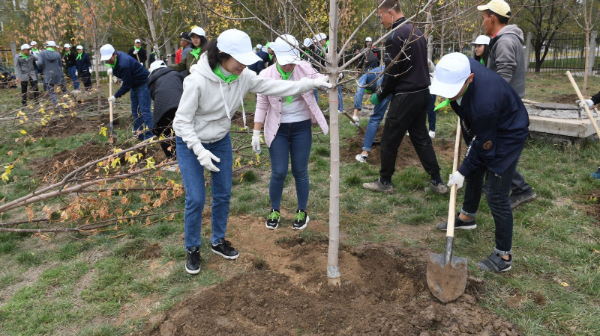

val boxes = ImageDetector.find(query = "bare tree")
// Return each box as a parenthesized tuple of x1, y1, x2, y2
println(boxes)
(571, 0, 600, 95)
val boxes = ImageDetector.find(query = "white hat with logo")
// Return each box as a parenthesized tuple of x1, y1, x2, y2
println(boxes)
(149, 60, 167, 76)
(469, 35, 491, 45)
(270, 34, 302, 66)
(100, 44, 116, 61)
(429, 53, 472, 99)
(217, 29, 261, 66)
(190, 27, 206, 37)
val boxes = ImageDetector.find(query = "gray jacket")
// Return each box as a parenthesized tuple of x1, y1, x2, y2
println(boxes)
(37, 49, 65, 84)
(488, 25, 526, 98)
(14, 53, 38, 81)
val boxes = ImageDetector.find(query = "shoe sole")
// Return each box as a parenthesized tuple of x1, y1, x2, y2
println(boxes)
(362, 184, 393, 194)
(477, 262, 511, 273)
(437, 224, 477, 231)
(185, 265, 201, 275)
(265, 221, 279, 230)
(510, 193, 538, 209)
(292, 216, 309, 230)
(211, 249, 239, 260)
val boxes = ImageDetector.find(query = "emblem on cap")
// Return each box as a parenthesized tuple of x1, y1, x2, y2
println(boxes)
(483, 141, 492, 150)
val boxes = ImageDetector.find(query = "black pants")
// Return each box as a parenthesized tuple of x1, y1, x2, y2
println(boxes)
(380, 89, 441, 182)
(80, 70, 92, 90)
(21, 79, 39, 106)
(511, 169, 531, 194)
(153, 109, 176, 159)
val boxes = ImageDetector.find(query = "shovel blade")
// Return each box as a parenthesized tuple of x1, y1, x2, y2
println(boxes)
(108, 124, 117, 144)
(427, 252, 468, 303)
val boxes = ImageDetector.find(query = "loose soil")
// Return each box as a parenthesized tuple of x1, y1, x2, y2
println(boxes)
(231, 112, 255, 129)
(30, 115, 125, 138)
(28, 141, 110, 179)
(142, 216, 522, 336)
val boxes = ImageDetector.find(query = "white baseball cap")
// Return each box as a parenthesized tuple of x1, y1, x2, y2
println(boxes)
(21, 44, 31, 50)
(256, 44, 263, 50)
(64, 43, 71, 48)
(149, 60, 167, 76)
(313, 33, 327, 42)
(76, 45, 83, 50)
(303, 38, 313, 47)
(469, 35, 491, 46)
(217, 29, 261, 66)
(365, 37, 372, 42)
(270, 34, 302, 66)
(429, 53, 472, 99)
(46, 41, 57, 47)
(477, 0, 511, 18)
(30, 41, 38, 46)
(190, 27, 206, 37)
(135, 39, 141, 43)
(100, 44, 116, 61)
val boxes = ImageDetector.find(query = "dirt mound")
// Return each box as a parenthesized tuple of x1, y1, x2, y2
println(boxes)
(29, 141, 110, 179)
(145, 239, 521, 335)
(231, 112, 255, 129)
(30, 115, 125, 138)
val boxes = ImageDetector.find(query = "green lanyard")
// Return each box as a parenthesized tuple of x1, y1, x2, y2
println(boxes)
(213, 66, 238, 83)
(321, 40, 330, 56)
(105, 56, 117, 69)
(134, 46, 141, 52)
(190, 47, 201, 60)
(434, 84, 469, 111)
(65, 51, 70, 56)
(76, 53, 82, 60)
(276, 63, 294, 106)
(480, 58, 485, 65)
(266, 42, 273, 61)
(21, 53, 28, 60)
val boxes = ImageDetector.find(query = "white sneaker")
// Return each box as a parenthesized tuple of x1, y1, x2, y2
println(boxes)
(429, 131, 436, 138)
(355, 154, 367, 163)
(338, 110, 344, 114)
(71, 89, 80, 94)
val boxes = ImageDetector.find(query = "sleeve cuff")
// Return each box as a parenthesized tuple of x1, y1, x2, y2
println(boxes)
(457, 164, 472, 177)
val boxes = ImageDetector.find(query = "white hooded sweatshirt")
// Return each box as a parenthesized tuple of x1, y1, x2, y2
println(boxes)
(173, 53, 315, 155)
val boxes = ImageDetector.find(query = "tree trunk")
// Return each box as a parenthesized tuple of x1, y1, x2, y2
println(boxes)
(142, 0, 161, 58)
(93, 38, 101, 115)
(584, 29, 590, 95)
(327, 0, 341, 287)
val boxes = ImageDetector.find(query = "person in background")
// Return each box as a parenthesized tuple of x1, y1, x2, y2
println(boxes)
(37, 41, 67, 105)
(148, 60, 186, 169)
(172, 29, 331, 274)
(101, 44, 154, 140)
(30, 41, 42, 79)
(75, 45, 93, 92)
(180, 33, 193, 61)
(252, 34, 329, 231)
(170, 27, 208, 75)
(62, 43, 79, 93)
(148, 47, 159, 66)
(14, 43, 39, 106)
(357, 37, 379, 71)
(248, 43, 270, 75)
(470, 35, 491, 66)
(314, 32, 344, 113)
(426, 59, 437, 139)
(128, 39, 147, 66)
(577, 94, 600, 179)
(265, 42, 276, 67)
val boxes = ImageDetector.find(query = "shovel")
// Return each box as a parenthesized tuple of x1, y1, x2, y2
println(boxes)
(427, 119, 468, 303)
(108, 73, 118, 144)
(566, 71, 600, 138)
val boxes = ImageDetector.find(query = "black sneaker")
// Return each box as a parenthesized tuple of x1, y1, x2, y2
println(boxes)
(477, 252, 512, 272)
(266, 209, 281, 230)
(185, 247, 201, 274)
(436, 215, 477, 231)
(362, 178, 393, 194)
(509, 189, 537, 209)
(428, 180, 448, 194)
(292, 209, 309, 230)
(211, 239, 239, 260)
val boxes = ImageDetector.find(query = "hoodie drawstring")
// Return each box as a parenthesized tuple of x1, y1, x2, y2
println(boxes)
(217, 80, 247, 129)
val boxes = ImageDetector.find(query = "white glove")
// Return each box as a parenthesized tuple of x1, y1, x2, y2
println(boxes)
(140, 62, 144, 66)
(107, 68, 112, 75)
(133, 50, 139, 55)
(447, 171, 465, 190)
(75, 71, 78, 76)
(338, 72, 343, 79)
(313, 77, 332, 89)
(252, 130, 261, 154)
(89, 67, 93, 74)
(108, 96, 116, 103)
(577, 99, 594, 109)
(196, 148, 221, 172)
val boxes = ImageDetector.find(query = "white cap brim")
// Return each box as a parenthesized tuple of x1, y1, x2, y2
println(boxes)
(429, 76, 466, 99)
(276, 53, 302, 66)
(101, 54, 113, 61)
(231, 51, 262, 66)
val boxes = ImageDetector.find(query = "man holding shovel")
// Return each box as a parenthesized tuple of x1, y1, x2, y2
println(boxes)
(430, 53, 529, 272)
(101, 44, 154, 141)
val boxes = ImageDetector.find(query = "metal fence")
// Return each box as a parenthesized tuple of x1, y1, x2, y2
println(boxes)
(524, 32, 598, 74)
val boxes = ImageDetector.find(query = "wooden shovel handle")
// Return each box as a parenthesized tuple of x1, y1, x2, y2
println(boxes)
(566, 71, 600, 138)
(109, 73, 114, 123)
(446, 119, 462, 239)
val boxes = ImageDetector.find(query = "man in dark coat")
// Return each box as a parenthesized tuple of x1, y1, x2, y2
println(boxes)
(74, 45, 92, 91)
(62, 43, 79, 91)
(431, 53, 529, 273)
(148, 60, 185, 163)
(38, 41, 67, 105)
(128, 39, 148, 66)
(248, 47, 270, 74)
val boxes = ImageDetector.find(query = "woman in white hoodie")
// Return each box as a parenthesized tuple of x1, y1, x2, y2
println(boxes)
(173, 29, 331, 275)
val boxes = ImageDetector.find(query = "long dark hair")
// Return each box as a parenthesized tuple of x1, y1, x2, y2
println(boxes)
(204, 39, 232, 69)
(473, 44, 490, 66)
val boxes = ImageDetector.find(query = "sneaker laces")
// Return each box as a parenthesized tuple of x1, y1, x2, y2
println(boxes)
(294, 211, 306, 221)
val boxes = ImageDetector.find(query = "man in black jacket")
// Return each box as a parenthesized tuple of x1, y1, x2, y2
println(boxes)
(128, 39, 147, 66)
(62, 43, 79, 92)
(363, 0, 447, 194)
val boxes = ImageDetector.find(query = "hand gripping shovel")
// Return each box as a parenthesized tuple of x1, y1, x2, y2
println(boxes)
(427, 119, 468, 303)
(108, 73, 118, 144)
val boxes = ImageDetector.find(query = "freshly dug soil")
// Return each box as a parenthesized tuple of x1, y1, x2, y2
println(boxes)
(145, 240, 522, 336)
(30, 115, 124, 138)
(29, 141, 110, 179)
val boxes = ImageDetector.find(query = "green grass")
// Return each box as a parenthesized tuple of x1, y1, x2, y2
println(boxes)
(0, 73, 599, 335)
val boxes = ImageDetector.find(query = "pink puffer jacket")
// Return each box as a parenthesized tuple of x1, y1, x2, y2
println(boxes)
(254, 61, 329, 147)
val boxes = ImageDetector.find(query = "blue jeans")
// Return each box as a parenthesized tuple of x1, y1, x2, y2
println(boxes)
(362, 94, 392, 152)
(337, 82, 343, 112)
(461, 153, 522, 253)
(130, 84, 154, 140)
(44, 81, 67, 105)
(68, 65, 79, 90)
(427, 94, 437, 132)
(353, 66, 384, 111)
(269, 119, 312, 210)
(313, 90, 319, 103)
(177, 135, 233, 250)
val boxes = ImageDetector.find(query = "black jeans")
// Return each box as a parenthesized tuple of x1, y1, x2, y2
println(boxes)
(462, 155, 521, 253)
(511, 169, 532, 194)
(80, 70, 92, 90)
(153, 109, 176, 159)
(379, 89, 441, 182)
(20, 80, 39, 106)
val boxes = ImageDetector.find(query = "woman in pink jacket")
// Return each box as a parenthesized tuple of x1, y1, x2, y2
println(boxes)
(252, 35, 329, 230)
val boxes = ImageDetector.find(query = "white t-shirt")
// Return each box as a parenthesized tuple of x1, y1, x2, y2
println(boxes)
(280, 77, 311, 123)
